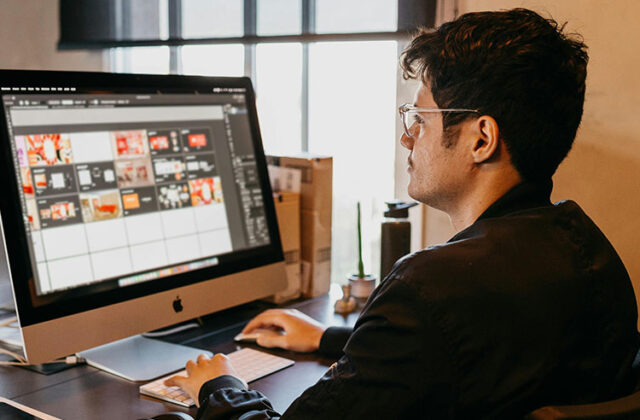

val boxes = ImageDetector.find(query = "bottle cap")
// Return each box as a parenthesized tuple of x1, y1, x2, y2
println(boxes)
(384, 200, 418, 218)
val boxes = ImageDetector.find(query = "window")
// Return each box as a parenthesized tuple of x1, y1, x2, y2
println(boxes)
(111, 47, 170, 74)
(257, 0, 301, 36)
(181, 45, 245, 77)
(308, 41, 397, 281)
(315, 0, 398, 33)
(256, 43, 303, 156)
(181, 0, 244, 38)
(101, 1, 432, 284)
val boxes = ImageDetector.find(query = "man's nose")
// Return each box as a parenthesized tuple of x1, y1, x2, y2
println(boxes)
(400, 132, 414, 150)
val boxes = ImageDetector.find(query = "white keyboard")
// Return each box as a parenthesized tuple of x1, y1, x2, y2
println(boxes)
(139, 348, 294, 407)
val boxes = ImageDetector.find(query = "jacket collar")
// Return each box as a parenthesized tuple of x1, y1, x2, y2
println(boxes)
(448, 179, 553, 243)
(476, 179, 553, 222)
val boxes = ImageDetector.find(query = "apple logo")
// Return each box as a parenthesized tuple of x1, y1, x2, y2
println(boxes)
(172, 296, 183, 313)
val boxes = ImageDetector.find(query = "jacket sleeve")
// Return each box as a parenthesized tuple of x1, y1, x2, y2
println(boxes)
(196, 270, 455, 419)
(318, 326, 352, 356)
(195, 375, 280, 420)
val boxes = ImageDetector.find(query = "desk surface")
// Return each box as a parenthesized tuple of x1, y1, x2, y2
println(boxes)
(0, 287, 359, 419)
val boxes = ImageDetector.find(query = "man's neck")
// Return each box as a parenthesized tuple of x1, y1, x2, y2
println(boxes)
(447, 172, 522, 232)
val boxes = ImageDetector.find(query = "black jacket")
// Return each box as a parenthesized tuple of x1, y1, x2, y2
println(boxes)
(196, 181, 639, 419)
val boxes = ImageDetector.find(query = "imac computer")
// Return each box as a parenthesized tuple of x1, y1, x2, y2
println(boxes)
(0, 70, 287, 380)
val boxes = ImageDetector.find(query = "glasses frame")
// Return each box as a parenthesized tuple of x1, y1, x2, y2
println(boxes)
(398, 103, 479, 139)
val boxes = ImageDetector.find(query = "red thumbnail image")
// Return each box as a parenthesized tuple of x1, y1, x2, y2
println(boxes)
(34, 173, 47, 188)
(113, 130, 148, 157)
(188, 134, 207, 148)
(25, 199, 40, 230)
(25, 133, 73, 166)
(189, 177, 224, 206)
(189, 178, 214, 206)
(114, 158, 153, 188)
(21, 167, 34, 196)
(80, 190, 122, 222)
(40, 202, 76, 220)
(149, 135, 169, 151)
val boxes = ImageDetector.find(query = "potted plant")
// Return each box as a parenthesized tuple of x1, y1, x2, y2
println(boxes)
(348, 202, 376, 300)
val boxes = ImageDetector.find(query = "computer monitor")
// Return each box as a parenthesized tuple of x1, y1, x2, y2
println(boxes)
(0, 70, 287, 380)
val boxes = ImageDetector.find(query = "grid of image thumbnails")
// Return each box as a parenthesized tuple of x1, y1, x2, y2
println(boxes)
(14, 128, 232, 294)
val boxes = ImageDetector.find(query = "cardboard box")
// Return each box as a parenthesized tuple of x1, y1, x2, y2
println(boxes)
(268, 154, 332, 213)
(267, 154, 332, 297)
(301, 209, 332, 296)
(269, 191, 301, 303)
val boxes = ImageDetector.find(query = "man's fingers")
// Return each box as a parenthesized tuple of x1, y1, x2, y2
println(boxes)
(213, 353, 229, 362)
(164, 374, 187, 387)
(256, 333, 288, 350)
(242, 312, 281, 333)
(185, 359, 196, 374)
(197, 353, 210, 364)
(242, 312, 288, 333)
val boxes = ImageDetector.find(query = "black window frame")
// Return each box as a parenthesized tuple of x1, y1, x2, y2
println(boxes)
(59, 0, 436, 151)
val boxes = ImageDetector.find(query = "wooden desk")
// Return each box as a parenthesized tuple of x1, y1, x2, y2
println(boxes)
(0, 287, 359, 419)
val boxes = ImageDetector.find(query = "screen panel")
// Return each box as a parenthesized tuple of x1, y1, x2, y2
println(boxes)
(0, 71, 282, 326)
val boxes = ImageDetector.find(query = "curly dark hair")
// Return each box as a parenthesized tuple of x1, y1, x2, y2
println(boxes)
(400, 8, 588, 181)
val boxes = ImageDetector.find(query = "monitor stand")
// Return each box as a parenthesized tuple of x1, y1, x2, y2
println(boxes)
(78, 334, 212, 382)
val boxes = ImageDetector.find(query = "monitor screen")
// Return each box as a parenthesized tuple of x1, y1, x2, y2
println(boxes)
(0, 71, 284, 342)
(6, 93, 271, 297)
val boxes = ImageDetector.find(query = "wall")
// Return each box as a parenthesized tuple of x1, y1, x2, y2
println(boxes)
(421, 0, 640, 324)
(0, 1, 102, 288)
(0, 0, 103, 71)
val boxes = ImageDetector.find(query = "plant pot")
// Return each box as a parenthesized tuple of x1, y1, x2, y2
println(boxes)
(348, 274, 376, 300)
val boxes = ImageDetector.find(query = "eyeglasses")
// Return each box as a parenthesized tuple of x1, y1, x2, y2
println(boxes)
(398, 103, 479, 139)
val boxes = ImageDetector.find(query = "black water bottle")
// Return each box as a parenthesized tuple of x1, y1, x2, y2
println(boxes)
(380, 201, 418, 280)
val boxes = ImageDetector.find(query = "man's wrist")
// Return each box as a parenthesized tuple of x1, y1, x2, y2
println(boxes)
(312, 327, 327, 351)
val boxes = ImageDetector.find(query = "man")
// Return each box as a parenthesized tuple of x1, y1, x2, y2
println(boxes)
(167, 8, 639, 419)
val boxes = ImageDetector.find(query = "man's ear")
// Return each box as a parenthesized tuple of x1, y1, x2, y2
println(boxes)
(470, 115, 500, 164)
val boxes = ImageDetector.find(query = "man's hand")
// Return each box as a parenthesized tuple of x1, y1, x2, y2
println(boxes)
(242, 309, 327, 353)
(165, 353, 242, 407)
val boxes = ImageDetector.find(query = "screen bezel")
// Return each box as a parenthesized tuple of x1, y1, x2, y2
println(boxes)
(0, 70, 283, 327)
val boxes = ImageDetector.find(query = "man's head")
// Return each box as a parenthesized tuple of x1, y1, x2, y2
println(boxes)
(399, 8, 588, 201)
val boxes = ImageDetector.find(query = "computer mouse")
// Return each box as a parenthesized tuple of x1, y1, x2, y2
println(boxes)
(234, 328, 284, 343)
